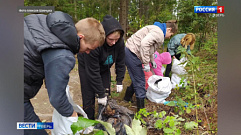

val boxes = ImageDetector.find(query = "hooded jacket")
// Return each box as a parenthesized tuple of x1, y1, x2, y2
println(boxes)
(151, 51, 172, 76)
(144, 52, 171, 89)
(78, 15, 125, 98)
(125, 23, 165, 65)
(24, 11, 79, 116)
(167, 33, 191, 56)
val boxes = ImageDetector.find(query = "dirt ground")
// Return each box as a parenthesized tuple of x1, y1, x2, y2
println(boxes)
(31, 59, 217, 135)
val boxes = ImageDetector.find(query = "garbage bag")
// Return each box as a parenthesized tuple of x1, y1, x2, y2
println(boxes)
(171, 73, 187, 89)
(171, 57, 188, 88)
(95, 99, 134, 135)
(146, 75, 172, 103)
(51, 85, 92, 135)
(171, 57, 187, 75)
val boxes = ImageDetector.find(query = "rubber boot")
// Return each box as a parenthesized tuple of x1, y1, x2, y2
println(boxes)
(136, 98, 145, 112)
(123, 84, 134, 102)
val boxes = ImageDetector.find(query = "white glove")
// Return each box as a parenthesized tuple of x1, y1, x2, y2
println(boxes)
(151, 61, 157, 69)
(85, 126, 94, 134)
(116, 85, 123, 93)
(143, 64, 150, 72)
(98, 96, 107, 106)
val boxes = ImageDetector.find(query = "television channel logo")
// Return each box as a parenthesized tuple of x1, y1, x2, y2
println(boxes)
(194, 6, 224, 13)
(17, 122, 53, 129)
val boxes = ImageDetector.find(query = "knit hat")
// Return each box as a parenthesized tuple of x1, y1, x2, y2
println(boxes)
(153, 22, 166, 38)
(180, 33, 195, 50)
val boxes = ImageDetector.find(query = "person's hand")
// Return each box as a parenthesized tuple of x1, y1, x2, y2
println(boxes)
(116, 85, 123, 93)
(151, 61, 157, 69)
(143, 64, 150, 72)
(70, 111, 78, 117)
(98, 96, 107, 106)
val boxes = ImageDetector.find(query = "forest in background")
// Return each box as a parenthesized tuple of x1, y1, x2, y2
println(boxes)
(24, 0, 217, 50)
(25, 0, 218, 134)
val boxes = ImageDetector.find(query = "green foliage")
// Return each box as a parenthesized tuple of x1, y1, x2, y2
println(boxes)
(166, 98, 194, 116)
(71, 117, 115, 135)
(155, 115, 184, 135)
(25, 0, 218, 133)
(71, 117, 99, 134)
(124, 119, 147, 135)
(134, 109, 199, 135)
(203, 32, 218, 56)
(24, 0, 217, 46)
(176, 0, 217, 50)
(110, 91, 119, 98)
(93, 130, 106, 135)
(135, 108, 150, 125)
(184, 121, 198, 130)
(96, 120, 116, 135)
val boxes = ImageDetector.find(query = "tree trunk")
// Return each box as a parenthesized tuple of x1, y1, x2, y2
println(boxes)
(119, 0, 128, 41)
(139, 0, 143, 18)
(74, 0, 77, 20)
(109, 0, 112, 15)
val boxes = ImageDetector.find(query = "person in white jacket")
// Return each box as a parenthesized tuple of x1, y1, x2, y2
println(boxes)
(123, 20, 178, 111)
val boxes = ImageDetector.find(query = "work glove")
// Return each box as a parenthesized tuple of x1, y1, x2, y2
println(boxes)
(98, 96, 107, 106)
(116, 85, 123, 93)
(143, 64, 150, 72)
(151, 61, 157, 69)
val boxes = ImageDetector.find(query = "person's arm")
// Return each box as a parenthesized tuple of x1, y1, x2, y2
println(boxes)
(84, 49, 106, 98)
(42, 49, 75, 117)
(153, 63, 163, 76)
(167, 37, 177, 56)
(115, 39, 126, 85)
(139, 32, 157, 65)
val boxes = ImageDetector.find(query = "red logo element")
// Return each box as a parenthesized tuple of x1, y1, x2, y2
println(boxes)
(217, 6, 224, 13)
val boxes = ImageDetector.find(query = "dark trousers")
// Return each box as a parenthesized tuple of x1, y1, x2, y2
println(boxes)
(78, 67, 96, 120)
(101, 69, 111, 94)
(165, 49, 181, 77)
(24, 101, 48, 135)
(78, 65, 111, 120)
(125, 47, 146, 99)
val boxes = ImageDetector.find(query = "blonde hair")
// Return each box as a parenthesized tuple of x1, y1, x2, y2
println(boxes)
(75, 17, 105, 46)
(180, 33, 196, 50)
(166, 20, 178, 34)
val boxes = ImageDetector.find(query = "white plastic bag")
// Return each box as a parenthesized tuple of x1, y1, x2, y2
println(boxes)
(146, 75, 172, 103)
(171, 57, 188, 88)
(171, 57, 187, 75)
(161, 66, 165, 74)
(171, 73, 187, 89)
(51, 85, 92, 135)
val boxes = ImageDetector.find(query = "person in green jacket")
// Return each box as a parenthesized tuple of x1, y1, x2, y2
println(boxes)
(165, 33, 196, 77)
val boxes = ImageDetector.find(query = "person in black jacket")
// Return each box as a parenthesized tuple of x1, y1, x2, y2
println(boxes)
(24, 11, 105, 135)
(77, 15, 126, 120)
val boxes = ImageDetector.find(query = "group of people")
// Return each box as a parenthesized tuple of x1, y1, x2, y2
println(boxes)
(24, 11, 195, 135)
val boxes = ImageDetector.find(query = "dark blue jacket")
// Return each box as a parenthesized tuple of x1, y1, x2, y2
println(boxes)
(24, 11, 79, 117)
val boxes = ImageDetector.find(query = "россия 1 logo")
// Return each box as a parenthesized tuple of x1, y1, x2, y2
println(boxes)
(194, 6, 224, 13)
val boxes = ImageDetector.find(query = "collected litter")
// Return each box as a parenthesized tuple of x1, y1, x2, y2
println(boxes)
(171, 57, 188, 88)
(96, 98, 135, 135)
(146, 75, 172, 104)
